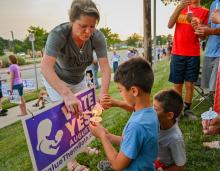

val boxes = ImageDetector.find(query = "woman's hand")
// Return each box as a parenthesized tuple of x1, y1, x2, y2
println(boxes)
(63, 92, 82, 116)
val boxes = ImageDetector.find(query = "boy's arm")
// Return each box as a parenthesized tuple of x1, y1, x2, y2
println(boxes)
(100, 135, 131, 171)
(112, 99, 134, 112)
(106, 133, 122, 146)
(101, 94, 134, 112)
(168, 0, 190, 28)
(89, 124, 131, 170)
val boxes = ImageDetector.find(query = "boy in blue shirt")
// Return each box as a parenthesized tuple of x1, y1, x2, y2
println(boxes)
(89, 57, 159, 171)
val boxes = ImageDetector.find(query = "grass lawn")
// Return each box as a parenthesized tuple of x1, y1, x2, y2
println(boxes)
(0, 59, 220, 171)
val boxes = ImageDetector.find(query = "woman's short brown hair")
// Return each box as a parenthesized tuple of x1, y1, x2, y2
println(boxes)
(69, 0, 100, 23)
(8, 55, 17, 64)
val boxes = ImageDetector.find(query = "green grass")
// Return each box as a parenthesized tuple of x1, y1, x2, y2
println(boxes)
(1, 59, 220, 171)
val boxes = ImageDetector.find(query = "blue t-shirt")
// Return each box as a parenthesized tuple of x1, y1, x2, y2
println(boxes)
(120, 107, 159, 171)
(205, 0, 220, 58)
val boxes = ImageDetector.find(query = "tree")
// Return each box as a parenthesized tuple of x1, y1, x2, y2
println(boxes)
(99, 27, 121, 48)
(126, 33, 143, 47)
(26, 26, 48, 56)
(0, 37, 9, 56)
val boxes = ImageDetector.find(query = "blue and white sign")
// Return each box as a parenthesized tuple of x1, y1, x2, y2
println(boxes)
(22, 79, 36, 90)
(22, 88, 96, 171)
(1, 84, 10, 97)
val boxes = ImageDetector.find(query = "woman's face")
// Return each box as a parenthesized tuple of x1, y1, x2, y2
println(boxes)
(72, 15, 97, 42)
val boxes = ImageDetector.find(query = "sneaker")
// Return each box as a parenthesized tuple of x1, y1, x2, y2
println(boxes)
(183, 110, 198, 121)
(97, 160, 113, 171)
(0, 109, 8, 113)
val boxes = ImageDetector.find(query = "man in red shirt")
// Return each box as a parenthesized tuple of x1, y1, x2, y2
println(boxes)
(168, 0, 209, 120)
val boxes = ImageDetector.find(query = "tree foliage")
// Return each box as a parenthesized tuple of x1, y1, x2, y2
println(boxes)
(26, 26, 48, 52)
(0, 37, 9, 55)
(126, 33, 143, 47)
(99, 27, 121, 48)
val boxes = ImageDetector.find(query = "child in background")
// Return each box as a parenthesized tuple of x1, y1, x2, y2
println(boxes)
(90, 57, 159, 171)
(32, 89, 48, 109)
(8, 55, 27, 116)
(154, 89, 186, 171)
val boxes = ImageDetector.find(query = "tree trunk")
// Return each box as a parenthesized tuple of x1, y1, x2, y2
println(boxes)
(143, 0, 152, 64)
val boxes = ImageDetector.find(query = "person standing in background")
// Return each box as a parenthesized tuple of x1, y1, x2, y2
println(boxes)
(8, 55, 27, 116)
(168, 0, 209, 120)
(111, 51, 120, 73)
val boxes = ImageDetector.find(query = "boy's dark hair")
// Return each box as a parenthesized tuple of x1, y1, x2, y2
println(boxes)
(154, 89, 183, 119)
(114, 57, 154, 93)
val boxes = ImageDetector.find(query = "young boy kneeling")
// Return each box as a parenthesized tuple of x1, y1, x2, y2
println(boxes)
(154, 89, 186, 171)
(89, 57, 159, 171)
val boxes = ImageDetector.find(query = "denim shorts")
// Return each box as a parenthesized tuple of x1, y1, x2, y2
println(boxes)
(13, 83, 24, 96)
(169, 55, 200, 84)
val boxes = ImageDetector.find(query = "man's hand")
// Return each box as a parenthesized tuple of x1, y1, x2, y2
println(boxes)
(211, 10, 220, 24)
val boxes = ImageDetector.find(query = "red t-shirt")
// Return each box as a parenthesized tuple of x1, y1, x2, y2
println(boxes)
(172, 6, 209, 56)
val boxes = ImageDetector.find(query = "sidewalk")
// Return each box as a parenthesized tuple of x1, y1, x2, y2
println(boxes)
(0, 74, 114, 129)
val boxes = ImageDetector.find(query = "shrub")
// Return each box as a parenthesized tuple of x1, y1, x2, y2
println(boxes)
(1, 55, 26, 67)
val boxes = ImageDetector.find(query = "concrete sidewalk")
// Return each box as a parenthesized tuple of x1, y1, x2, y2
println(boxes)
(0, 99, 55, 129)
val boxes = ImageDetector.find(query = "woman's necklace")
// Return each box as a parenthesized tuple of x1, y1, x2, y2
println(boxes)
(79, 42, 85, 55)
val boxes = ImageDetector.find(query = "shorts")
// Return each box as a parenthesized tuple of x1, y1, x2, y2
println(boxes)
(42, 76, 87, 102)
(13, 83, 24, 96)
(201, 57, 220, 92)
(169, 55, 200, 84)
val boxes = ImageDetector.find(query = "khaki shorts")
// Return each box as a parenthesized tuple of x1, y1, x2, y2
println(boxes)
(42, 76, 87, 102)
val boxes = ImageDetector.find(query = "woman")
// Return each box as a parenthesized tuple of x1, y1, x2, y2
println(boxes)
(40, 0, 111, 170)
(41, 0, 111, 114)
(8, 55, 27, 116)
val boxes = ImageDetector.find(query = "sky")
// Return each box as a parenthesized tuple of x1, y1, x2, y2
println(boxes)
(0, 0, 176, 40)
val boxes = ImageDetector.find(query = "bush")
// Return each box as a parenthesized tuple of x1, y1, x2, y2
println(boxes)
(1, 55, 26, 67)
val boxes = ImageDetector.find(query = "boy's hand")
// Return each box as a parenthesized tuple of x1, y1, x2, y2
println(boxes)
(100, 94, 116, 109)
(202, 117, 220, 135)
(179, 0, 191, 10)
(89, 123, 107, 139)
(194, 26, 210, 37)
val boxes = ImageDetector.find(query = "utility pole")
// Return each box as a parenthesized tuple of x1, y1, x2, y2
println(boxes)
(143, 0, 152, 65)
(10, 31, 15, 54)
(153, 0, 157, 68)
(29, 34, 39, 90)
